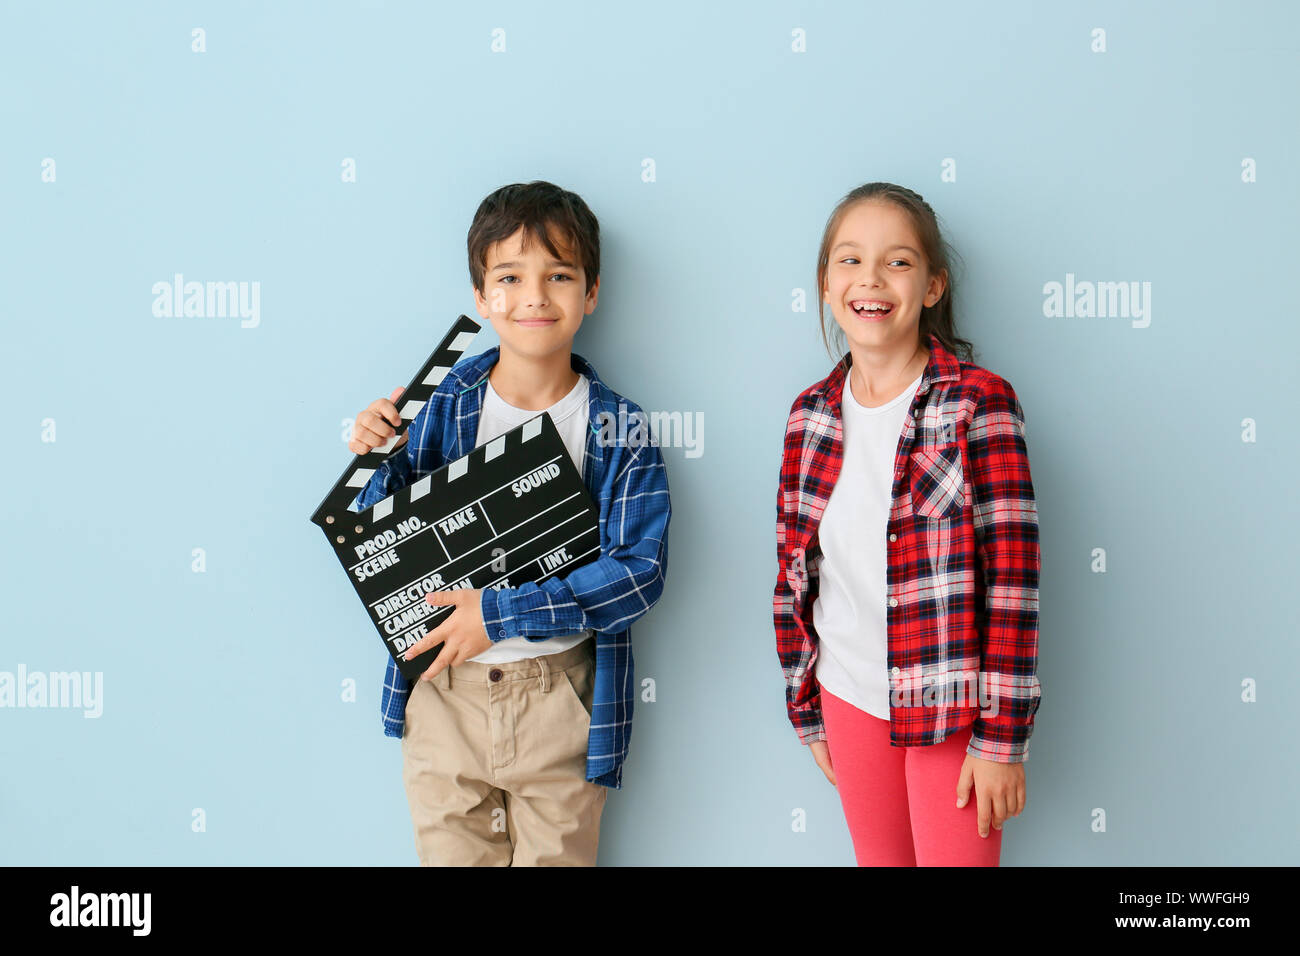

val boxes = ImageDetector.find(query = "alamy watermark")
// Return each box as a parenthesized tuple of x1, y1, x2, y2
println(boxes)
(152, 274, 260, 328)
(595, 403, 702, 458)
(1043, 272, 1151, 328)
(890, 667, 999, 716)
(50, 886, 150, 935)
(0, 665, 102, 718)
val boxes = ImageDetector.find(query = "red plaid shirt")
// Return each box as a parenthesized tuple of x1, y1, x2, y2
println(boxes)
(774, 331, 1042, 762)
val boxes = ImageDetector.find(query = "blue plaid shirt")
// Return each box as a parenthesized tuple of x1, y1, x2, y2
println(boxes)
(348, 346, 672, 789)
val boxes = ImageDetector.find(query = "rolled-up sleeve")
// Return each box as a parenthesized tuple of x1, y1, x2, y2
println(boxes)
(479, 437, 671, 640)
(348, 445, 414, 512)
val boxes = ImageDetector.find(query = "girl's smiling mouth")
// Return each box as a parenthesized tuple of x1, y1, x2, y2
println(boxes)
(849, 299, 894, 319)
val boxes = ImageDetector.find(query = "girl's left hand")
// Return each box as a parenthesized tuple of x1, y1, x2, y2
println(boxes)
(956, 755, 1026, 838)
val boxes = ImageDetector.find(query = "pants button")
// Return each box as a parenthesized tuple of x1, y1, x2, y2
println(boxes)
(489, 668, 503, 682)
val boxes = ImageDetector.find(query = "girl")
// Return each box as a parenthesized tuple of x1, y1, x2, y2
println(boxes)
(774, 183, 1042, 866)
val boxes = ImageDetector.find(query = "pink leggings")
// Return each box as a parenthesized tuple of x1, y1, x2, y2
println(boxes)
(820, 684, 1001, 866)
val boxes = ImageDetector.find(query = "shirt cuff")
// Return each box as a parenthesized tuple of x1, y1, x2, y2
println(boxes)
(480, 587, 517, 643)
(793, 711, 825, 746)
(387, 447, 414, 485)
(966, 725, 1030, 763)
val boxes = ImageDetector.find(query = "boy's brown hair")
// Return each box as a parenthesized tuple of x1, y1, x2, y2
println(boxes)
(467, 181, 601, 296)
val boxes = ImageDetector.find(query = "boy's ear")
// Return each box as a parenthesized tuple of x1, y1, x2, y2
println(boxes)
(584, 275, 600, 312)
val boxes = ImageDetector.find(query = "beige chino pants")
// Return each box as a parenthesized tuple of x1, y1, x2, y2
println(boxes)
(400, 638, 608, 866)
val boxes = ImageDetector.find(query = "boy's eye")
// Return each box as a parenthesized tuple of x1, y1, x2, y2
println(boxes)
(498, 273, 573, 283)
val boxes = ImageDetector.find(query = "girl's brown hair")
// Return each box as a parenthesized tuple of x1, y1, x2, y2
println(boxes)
(814, 182, 975, 364)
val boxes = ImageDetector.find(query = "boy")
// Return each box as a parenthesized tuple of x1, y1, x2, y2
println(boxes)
(346, 181, 671, 866)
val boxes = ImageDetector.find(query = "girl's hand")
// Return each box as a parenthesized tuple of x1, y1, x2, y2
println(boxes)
(957, 755, 1026, 838)
(808, 740, 836, 786)
(402, 589, 493, 680)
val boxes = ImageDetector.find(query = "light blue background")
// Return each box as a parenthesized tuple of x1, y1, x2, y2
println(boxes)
(2, 0, 1296, 865)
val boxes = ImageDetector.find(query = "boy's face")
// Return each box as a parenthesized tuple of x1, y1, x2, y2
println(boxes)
(473, 225, 599, 364)
(823, 199, 945, 355)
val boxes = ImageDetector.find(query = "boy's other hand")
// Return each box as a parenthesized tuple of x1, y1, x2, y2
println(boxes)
(349, 386, 408, 455)
(404, 589, 493, 680)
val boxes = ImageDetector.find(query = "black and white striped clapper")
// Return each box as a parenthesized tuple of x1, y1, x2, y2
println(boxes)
(310, 314, 603, 681)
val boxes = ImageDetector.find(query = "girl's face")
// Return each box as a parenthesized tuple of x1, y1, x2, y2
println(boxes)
(823, 199, 946, 356)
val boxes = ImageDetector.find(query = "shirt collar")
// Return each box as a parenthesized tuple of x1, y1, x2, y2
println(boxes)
(813, 330, 960, 414)
(452, 347, 605, 395)
(450, 348, 613, 438)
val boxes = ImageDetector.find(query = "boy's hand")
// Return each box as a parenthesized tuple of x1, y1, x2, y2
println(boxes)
(956, 754, 1026, 838)
(349, 386, 408, 455)
(403, 589, 493, 681)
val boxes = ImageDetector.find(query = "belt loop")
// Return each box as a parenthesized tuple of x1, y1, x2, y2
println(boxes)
(537, 655, 550, 693)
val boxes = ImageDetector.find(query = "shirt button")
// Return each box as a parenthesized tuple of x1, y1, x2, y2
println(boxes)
(888, 533, 897, 542)
(498, 628, 506, 638)
(891, 666, 901, 677)
(489, 668, 503, 682)
(888, 597, 898, 607)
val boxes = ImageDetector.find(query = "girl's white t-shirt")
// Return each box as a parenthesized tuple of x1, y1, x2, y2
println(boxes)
(812, 369, 923, 719)
(468, 370, 593, 664)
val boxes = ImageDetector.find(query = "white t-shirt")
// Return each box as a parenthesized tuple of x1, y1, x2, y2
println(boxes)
(469, 369, 594, 663)
(812, 369, 923, 718)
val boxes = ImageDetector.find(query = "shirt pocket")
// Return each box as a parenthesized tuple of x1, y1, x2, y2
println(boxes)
(909, 442, 966, 520)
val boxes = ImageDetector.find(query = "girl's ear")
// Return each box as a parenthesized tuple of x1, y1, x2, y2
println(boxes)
(925, 272, 946, 307)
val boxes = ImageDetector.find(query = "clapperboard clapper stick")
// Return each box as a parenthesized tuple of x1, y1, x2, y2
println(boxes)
(310, 314, 603, 681)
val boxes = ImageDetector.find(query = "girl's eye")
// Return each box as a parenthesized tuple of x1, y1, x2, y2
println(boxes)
(840, 257, 910, 267)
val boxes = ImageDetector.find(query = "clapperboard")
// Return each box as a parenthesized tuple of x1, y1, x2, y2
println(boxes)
(310, 314, 603, 681)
